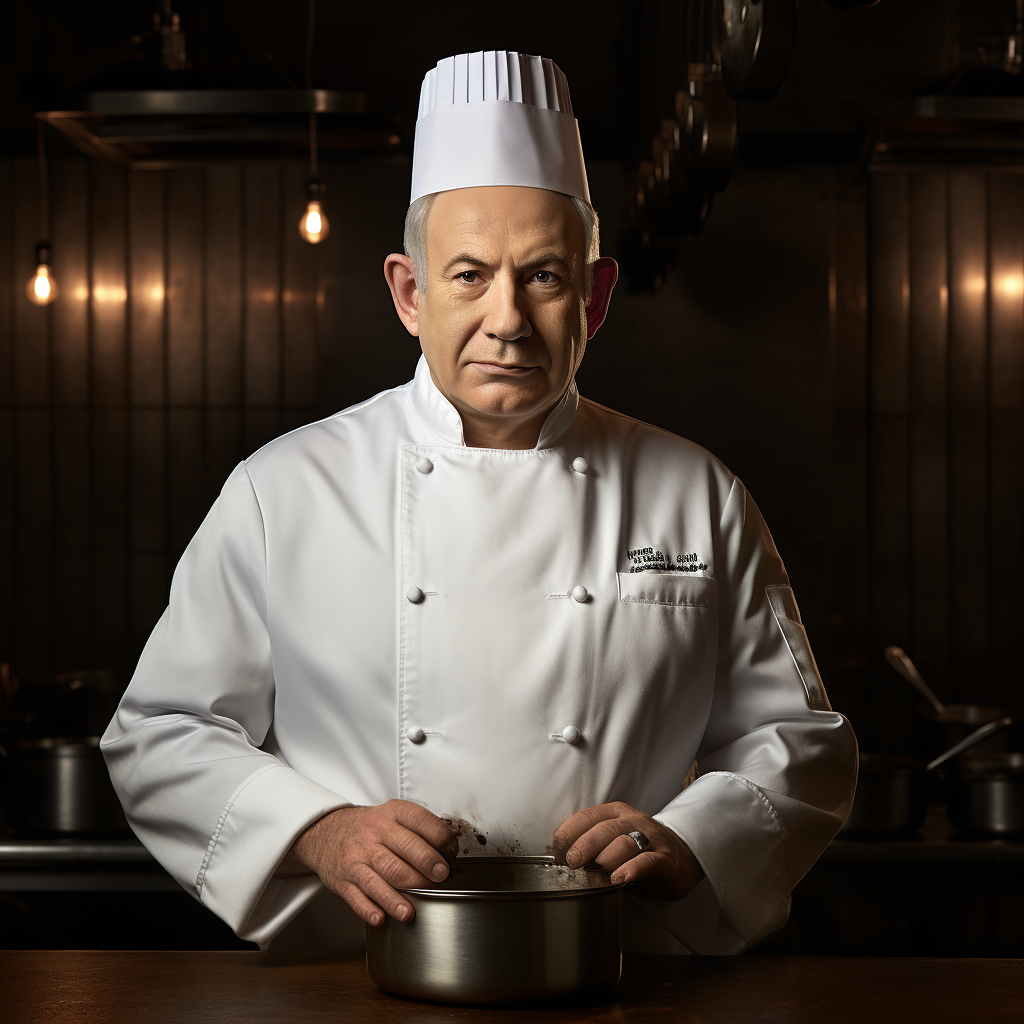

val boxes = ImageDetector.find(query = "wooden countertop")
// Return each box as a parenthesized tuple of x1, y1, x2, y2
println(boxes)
(2, 951, 1019, 1023)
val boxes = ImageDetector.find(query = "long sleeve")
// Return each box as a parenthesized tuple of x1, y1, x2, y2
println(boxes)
(644, 476, 858, 953)
(100, 463, 349, 947)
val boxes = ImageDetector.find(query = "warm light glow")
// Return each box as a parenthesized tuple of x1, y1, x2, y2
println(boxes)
(963, 275, 987, 296)
(26, 263, 57, 306)
(150, 285, 165, 302)
(996, 272, 1024, 299)
(74, 285, 89, 301)
(93, 284, 128, 304)
(299, 200, 330, 244)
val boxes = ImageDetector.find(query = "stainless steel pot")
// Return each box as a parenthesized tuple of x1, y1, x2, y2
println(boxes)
(0, 736, 128, 834)
(943, 753, 1024, 836)
(839, 719, 1013, 837)
(916, 703, 1009, 759)
(365, 856, 626, 1004)
(839, 754, 927, 836)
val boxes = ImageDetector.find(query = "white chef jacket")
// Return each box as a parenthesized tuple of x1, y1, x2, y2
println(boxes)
(101, 354, 857, 954)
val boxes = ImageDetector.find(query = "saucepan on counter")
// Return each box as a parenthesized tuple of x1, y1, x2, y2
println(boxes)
(840, 717, 1014, 837)
(0, 736, 128, 835)
(938, 749, 1024, 837)
(365, 856, 626, 1003)
(884, 647, 1009, 758)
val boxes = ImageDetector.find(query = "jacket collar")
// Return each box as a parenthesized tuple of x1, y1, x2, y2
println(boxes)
(407, 353, 579, 450)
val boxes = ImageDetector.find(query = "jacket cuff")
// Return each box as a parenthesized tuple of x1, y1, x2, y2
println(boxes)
(648, 771, 791, 954)
(196, 764, 351, 947)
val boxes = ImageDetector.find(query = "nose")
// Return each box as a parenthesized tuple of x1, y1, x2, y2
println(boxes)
(482, 273, 532, 341)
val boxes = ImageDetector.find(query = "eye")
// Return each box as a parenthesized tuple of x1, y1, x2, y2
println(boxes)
(533, 270, 560, 285)
(456, 270, 481, 284)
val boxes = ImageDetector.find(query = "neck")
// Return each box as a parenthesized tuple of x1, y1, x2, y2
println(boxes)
(459, 406, 551, 449)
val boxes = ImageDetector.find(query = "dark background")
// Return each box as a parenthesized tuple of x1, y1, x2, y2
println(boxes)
(4, 0, 1017, 750)
(1, 0, 1023, 956)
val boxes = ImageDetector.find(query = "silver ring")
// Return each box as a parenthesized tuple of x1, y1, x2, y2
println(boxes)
(626, 830, 650, 853)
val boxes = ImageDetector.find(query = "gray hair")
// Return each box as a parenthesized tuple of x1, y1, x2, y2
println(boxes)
(403, 192, 600, 296)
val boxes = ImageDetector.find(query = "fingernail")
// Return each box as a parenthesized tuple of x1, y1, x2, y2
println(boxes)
(566, 849, 580, 866)
(397, 904, 411, 921)
(432, 862, 448, 880)
(610, 875, 623, 884)
(370, 913, 382, 926)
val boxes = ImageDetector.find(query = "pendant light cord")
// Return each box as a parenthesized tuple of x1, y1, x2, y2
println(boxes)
(37, 121, 49, 240)
(306, 0, 318, 178)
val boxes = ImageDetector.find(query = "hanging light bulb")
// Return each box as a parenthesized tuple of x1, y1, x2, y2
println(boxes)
(28, 123, 57, 306)
(27, 242, 57, 306)
(299, 176, 329, 244)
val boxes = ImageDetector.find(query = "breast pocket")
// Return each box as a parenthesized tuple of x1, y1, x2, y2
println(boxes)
(598, 573, 718, 780)
(610, 572, 718, 696)
(616, 571, 717, 608)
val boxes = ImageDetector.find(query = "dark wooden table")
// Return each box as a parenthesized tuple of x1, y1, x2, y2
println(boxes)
(2, 951, 1020, 1023)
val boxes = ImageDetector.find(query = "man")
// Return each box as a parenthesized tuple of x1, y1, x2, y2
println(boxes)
(102, 51, 856, 955)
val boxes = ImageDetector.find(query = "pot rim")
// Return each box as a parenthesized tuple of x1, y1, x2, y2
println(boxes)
(7, 736, 103, 753)
(398, 855, 629, 900)
(914, 704, 1007, 724)
(942, 752, 1024, 780)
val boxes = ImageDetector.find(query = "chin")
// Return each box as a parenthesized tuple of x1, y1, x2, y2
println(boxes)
(468, 381, 551, 417)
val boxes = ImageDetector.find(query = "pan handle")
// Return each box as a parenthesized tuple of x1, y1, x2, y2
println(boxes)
(926, 717, 1014, 772)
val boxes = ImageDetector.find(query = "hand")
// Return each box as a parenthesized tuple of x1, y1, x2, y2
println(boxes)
(552, 802, 704, 901)
(274, 800, 457, 926)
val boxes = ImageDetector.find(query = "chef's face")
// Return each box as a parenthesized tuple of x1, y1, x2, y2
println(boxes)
(387, 185, 615, 448)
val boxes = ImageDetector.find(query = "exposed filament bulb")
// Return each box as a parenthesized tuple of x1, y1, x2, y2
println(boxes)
(299, 199, 329, 244)
(27, 243, 57, 306)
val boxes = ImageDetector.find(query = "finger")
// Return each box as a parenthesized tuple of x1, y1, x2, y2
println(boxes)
(552, 803, 626, 861)
(392, 800, 457, 851)
(370, 842, 433, 889)
(566, 816, 640, 867)
(593, 833, 647, 872)
(349, 862, 415, 923)
(383, 824, 452, 882)
(335, 878, 387, 927)
(609, 850, 664, 886)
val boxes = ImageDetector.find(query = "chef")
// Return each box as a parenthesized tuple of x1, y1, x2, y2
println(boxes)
(101, 51, 857, 956)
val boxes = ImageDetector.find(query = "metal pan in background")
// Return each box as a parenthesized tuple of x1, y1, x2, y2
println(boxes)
(915, 703, 1010, 760)
(941, 752, 1024, 837)
(717, 0, 800, 102)
(839, 718, 1013, 838)
(839, 753, 927, 837)
(0, 736, 128, 835)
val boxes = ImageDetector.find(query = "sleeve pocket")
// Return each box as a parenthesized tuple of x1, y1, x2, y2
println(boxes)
(765, 584, 831, 711)
(616, 572, 716, 608)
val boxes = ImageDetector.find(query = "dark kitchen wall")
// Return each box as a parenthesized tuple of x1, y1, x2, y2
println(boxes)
(0, 155, 836, 703)
(832, 170, 1024, 752)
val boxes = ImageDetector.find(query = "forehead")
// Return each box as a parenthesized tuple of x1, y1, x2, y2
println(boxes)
(426, 186, 583, 256)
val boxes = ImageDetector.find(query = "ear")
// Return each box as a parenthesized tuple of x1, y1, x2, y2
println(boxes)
(384, 254, 421, 337)
(584, 257, 618, 340)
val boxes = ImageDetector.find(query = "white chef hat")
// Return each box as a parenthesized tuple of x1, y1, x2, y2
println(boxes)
(410, 51, 590, 205)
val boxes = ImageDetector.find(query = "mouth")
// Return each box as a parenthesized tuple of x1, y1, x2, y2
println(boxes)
(469, 361, 540, 376)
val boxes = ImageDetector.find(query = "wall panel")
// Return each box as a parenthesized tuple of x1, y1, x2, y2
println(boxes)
(0, 157, 325, 685)
(946, 174, 989, 702)
(851, 167, 1024, 747)
(907, 173, 948, 693)
(988, 174, 1024, 710)
(868, 173, 912, 748)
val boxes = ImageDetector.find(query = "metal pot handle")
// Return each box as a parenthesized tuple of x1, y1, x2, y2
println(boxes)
(926, 717, 1013, 772)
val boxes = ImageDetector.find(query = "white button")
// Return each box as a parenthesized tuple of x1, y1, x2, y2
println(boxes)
(572, 457, 588, 474)
(407, 727, 426, 743)
(416, 457, 433, 474)
(561, 726, 581, 745)
(407, 587, 424, 603)
(572, 585, 589, 603)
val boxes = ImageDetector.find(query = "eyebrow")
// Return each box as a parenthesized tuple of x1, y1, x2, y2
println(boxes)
(441, 252, 573, 276)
